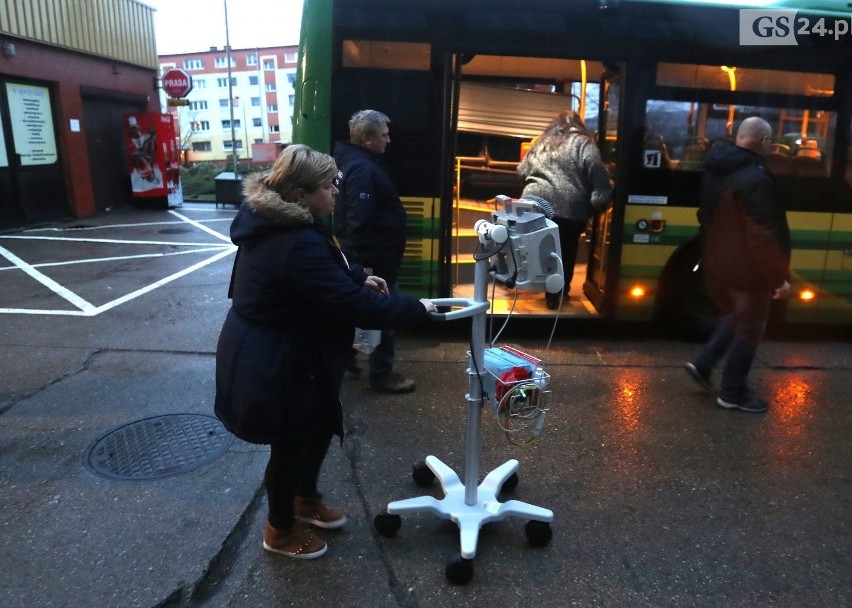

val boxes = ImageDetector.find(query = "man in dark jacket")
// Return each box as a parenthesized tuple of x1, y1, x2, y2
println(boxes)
(685, 117, 791, 413)
(333, 109, 414, 394)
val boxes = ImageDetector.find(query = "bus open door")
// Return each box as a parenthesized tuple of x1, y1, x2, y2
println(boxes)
(584, 70, 622, 316)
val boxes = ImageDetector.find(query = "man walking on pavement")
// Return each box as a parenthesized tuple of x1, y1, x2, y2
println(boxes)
(685, 116, 791, 413)
(334, 109, 416, 394)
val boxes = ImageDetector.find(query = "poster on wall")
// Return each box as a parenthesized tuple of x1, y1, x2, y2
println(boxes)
(0, 113, 7, 167)
(124, 111, 182, 207)
(5, 82, 58, 166)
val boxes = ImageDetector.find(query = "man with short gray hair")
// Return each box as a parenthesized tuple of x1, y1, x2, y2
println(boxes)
(333, 110, 415, 394)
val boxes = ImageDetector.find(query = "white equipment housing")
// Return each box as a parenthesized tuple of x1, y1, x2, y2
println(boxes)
(488, 195, 564, 294)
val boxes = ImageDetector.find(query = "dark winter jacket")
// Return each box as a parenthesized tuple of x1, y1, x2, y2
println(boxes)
(698, 139, 791, 308)
(214, 173, 428, 444)
(517, 130, 612, 221)
(332, 142, 407, 284)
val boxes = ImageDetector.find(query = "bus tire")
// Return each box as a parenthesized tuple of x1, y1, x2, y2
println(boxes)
(656, 238, 720, 341)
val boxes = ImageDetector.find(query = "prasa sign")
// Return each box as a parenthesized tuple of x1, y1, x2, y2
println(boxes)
(161, 68, 193, 98)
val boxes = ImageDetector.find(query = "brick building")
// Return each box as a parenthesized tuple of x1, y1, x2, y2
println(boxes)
(1, 0, 160, 228)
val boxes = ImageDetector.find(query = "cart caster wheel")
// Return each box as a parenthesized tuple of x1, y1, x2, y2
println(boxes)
(373, 511, 402, 538)
(412, 460, 436, 487)
(525, 520, 553, 547)
(500, 472, 519, 494)
(445, 556, 474, 585)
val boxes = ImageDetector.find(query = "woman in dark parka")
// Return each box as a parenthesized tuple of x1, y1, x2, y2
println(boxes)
(215, 144, 435, 559)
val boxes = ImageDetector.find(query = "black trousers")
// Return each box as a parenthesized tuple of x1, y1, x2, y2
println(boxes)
(264, 433, 333, 530)
(552, 215, 588, 293)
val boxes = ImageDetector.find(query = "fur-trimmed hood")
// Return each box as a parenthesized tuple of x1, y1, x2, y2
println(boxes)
(230, 173, 313, 246)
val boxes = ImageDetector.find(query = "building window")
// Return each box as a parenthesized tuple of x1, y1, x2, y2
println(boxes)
(253, 118, 262, 127)
(222, 119, 242, 130)
(191, 120, 210, 132)
(266, 82, 276, 92)
(223, 140, 243, 150)
(246, 54, 258, 66)
(288, 94, 295, 106)
(191, 141, 212, 151)
(217, 77, 237, 88)
(263, 59, 275, 70)
(249, 75, 259, 86)
(189, 100, 208, 111)
(251, 97, 261, 107)
(284, 51, 297, 63)
(194, 79, 206, 89)
(214, 56, 236, 68)
(219, 99, 229, 108)
(287, 73, 297, 86)
(268, 104, 278, 113)
(269, 125, 280, 134)
(184, 59, 204, 70)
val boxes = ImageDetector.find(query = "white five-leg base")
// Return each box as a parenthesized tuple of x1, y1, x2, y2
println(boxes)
(386, 455, 553, 559)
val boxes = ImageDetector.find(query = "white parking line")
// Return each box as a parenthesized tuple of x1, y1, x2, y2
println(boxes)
(0, 245, 96, 314)
(22, 218, 232, 232)
(89, 245, 237, 316)
(169, 209, 233, 243)
(0, 246, 233, 272)
(0, 235, 229, 247)
(0, 210, 237, 316)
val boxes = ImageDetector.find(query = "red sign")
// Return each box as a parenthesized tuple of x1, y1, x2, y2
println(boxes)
(161, 68, 193, 98)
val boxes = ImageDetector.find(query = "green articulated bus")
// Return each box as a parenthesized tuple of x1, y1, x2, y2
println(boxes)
(292, 0, 851, 336)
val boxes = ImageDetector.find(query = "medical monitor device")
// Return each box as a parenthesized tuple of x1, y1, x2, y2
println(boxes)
(475, 195, 564, 294)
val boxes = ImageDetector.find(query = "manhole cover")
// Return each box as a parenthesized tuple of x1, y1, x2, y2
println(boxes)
(86, 414, 233, 480)
(158, 227, 191, 234)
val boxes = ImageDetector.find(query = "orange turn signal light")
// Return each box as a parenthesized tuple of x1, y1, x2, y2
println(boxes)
(799, 289, 816, 302)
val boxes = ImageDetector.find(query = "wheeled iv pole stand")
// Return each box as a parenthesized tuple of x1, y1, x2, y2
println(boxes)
(372, 224, 554, 585)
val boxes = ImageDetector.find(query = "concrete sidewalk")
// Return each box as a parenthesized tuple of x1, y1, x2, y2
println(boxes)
(1, 333, 850, 607)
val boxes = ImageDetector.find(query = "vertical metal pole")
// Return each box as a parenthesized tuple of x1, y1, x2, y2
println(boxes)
(464, 255, 489, 505)
(224, 0, 237, 173)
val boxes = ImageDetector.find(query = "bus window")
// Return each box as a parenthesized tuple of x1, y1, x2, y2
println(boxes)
(656, 63, 835, 97)
(342, 40, 431, 71)
(644, 101, 837, 178)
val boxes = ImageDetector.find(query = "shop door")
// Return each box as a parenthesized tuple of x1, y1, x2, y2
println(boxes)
(82, 91, 149, 212)
(0, 79, 67, 228)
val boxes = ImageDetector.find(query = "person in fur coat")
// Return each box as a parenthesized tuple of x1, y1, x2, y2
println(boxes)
(215, 144, 435, 559)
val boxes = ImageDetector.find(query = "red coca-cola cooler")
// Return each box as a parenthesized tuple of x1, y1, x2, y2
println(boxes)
(124, 111, 182, 208)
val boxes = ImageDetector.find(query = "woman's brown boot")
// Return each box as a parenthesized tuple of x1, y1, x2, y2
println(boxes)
(262, 522, 327, 559)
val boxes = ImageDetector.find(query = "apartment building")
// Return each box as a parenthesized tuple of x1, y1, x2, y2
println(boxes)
(158, 45, 298, 165)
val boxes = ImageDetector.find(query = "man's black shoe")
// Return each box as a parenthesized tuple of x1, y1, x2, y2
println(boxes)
(684, 362, 713, 391)
(716, 391, 768, 413)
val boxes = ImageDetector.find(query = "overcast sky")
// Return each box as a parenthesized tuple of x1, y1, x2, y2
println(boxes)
(143, 0, 303, 55)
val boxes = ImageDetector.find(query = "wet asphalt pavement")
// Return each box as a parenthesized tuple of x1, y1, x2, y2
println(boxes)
(0, 205, 849, 607)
